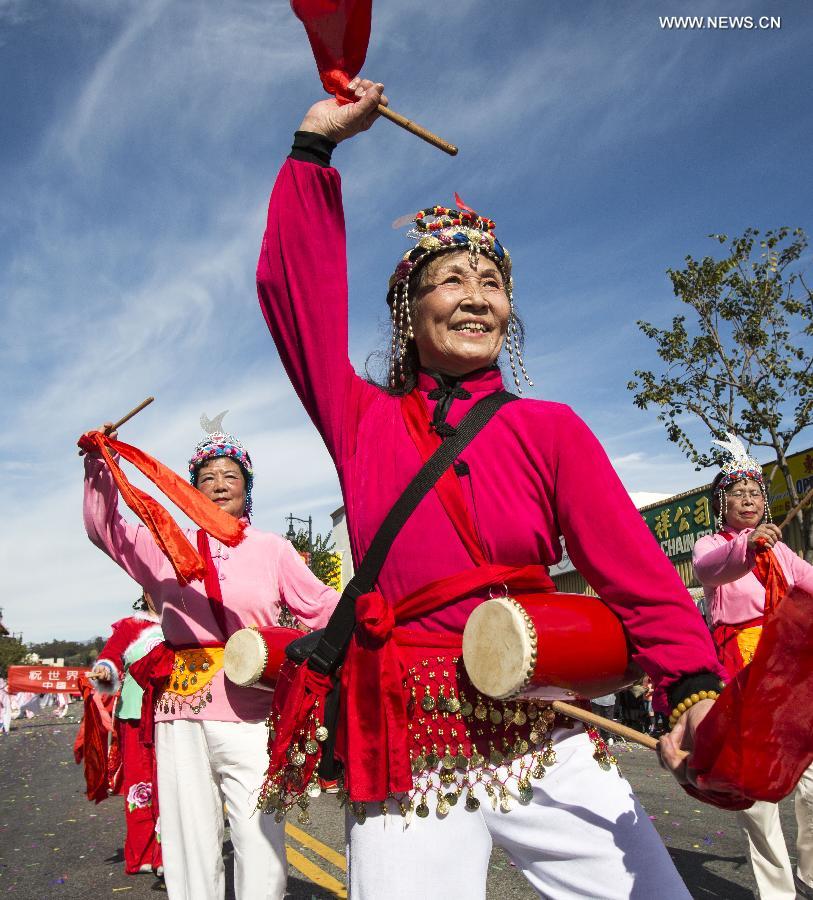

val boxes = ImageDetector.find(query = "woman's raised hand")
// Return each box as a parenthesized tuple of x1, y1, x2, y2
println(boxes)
(78, 422, 118, 457)
(747, 522, 782, 550)
(298, 78, 388, 145)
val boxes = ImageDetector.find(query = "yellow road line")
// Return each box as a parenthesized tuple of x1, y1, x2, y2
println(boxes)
(286, 845, 347, 898)
(285, 821, 347, 871)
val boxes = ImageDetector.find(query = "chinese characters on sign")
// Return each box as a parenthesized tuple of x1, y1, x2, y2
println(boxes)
(642, 492, 714, 559)
(6, 666, 89, 695)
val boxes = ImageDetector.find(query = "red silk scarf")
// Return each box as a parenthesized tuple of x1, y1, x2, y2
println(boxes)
(79, 432, 245, 585)
(687, 533, 812, 809)
(718, 529, 789, 617)
(290, 0, 372, 102)
(73, 674, 116, 803)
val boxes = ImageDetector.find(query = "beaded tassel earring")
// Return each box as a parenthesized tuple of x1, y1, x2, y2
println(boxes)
(389, 284, 414, 388)
(505, 291, 534, 394)
(715, 491, 726, 532)
(389, 292, 399, 388)
(761, 484, 773, 523)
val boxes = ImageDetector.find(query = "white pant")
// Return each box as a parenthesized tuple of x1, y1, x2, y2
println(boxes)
(347, 727, 691, 899)
(738, 763, 813, 898)
(155, 719, 286, 900)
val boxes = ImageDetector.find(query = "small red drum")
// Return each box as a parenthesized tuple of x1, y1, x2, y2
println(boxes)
(462, 593, 641, 701)
(223, 626, 302, 691)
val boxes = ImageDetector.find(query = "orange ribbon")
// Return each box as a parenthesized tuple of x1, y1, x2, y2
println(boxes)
(79, 431, 245, 585)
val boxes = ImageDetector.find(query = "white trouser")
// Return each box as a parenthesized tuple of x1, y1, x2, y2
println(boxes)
(347, 727, 691, 899)
(738, 763, 813, 898)
(155, 719, 286, 900)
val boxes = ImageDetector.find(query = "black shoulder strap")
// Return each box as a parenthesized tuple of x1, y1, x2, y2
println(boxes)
(307, 389, 518, 674)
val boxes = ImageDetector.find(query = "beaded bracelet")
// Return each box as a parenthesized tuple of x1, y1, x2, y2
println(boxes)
(668, 690, 719, 729)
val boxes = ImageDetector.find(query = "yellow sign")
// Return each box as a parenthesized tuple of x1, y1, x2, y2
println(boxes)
(764, 447, 813, 519)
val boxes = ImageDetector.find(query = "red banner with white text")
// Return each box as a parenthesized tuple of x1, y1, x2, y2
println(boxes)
(7, 665, 89, 695)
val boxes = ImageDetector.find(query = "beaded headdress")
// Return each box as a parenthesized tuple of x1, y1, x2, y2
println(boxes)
(711, 432, 770, 530)
(189, 411, 254, 517)
(386, 200, 532, 392)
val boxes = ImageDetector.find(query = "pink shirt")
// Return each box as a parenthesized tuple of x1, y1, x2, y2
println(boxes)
(693, 526, 813, 627)
(83, 456, 339, 723)
(255, 158, 723, 710)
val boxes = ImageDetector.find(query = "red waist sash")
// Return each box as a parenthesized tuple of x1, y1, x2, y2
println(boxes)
(336, 563, 555, 801)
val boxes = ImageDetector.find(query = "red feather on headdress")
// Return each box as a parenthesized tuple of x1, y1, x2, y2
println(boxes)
(454, 192, 479, 216)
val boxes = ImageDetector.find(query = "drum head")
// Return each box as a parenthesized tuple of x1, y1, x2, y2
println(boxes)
(223, 628, 266, 687)
(462, 598, 534, 701)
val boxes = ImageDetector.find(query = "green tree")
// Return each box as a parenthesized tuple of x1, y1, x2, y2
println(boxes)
(628, 227, 813, 557)
(0, 637, 29, 676)
(289, 528, 342, 589)
(28, 637, 107, 666)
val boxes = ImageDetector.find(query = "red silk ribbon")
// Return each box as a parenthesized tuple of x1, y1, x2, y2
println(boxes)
(73, 673, 115, 803)
(685, 533, 809, 809)
(687, 581, 813, 808)
(129, 642, 176, 747)
(290, 0, 372, 103)
(752, 538, 789, 615)
(79, 432, 245, 585)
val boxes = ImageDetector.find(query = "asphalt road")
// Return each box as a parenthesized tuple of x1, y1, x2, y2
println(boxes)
(0, 704, 803, 899)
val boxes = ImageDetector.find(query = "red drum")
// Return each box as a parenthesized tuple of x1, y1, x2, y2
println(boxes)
(223, 626, 302, 691)
(462, 592, 641, 701)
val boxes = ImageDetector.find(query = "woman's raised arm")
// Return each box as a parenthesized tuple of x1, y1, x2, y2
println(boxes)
(256, 80, 387, 465)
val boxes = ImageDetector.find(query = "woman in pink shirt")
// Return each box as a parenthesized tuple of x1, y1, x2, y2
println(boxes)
(694, 434, 813, 899)
(256, 78, 725, 899)
(82, 415, 339, 900)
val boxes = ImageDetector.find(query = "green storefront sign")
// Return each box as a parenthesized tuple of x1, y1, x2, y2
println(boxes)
(640, 490, 714, 560)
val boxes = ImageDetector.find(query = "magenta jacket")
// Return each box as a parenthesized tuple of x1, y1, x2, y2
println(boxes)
(256, 157, 724, 711)
(84, 456, 339, 723)
(694, 525, 813, 627)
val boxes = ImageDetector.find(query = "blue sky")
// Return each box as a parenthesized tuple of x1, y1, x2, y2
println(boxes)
(1, 0, 811, 641)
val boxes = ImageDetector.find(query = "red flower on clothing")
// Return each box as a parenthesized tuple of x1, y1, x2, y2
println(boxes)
(126, 781, 152, 811)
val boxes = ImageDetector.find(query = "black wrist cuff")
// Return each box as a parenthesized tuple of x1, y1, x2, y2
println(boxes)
(666, 672, 725, 711)
(289, 131, 337, 167)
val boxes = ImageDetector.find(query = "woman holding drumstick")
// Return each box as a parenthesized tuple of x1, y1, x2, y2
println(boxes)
(255, 77, 725, 899)
(693, 434, 813, 899)
(80, 412, 339, 900)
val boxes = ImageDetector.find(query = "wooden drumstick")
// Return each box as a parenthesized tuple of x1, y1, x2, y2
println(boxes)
(109, 396, 155, 431)
(77, 396, 154, 455)
(551, 700, 659, 751)
(377, 105, 458, 156)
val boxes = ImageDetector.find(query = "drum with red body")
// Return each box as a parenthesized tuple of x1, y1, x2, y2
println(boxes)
(223, 626, 303, 691)
(462, 592, 641, 701)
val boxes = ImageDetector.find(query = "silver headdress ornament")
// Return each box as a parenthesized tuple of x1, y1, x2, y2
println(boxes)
(200, 410, 229, 435)
(711, 431, 770, 530)
(188, 410, 254, 517)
